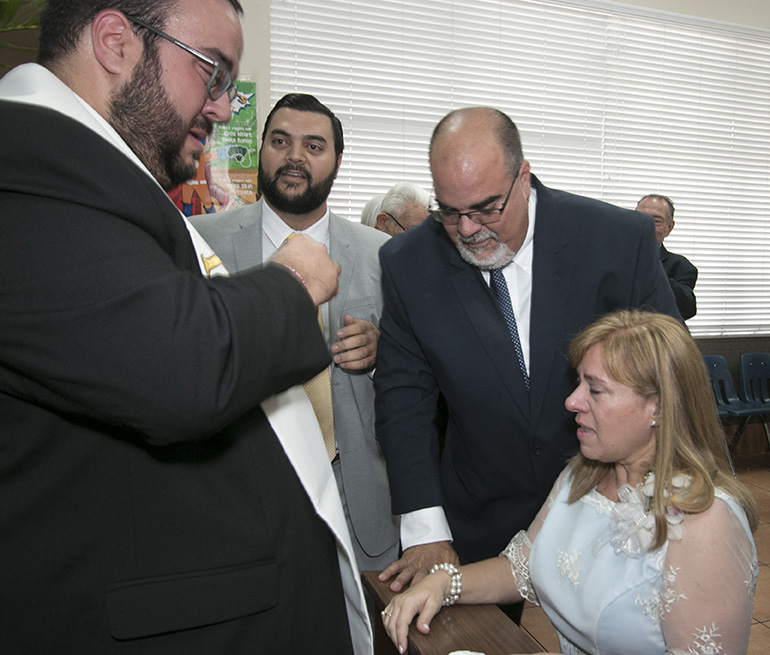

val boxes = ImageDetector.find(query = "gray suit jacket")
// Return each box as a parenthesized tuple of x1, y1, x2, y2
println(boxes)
(191, 200, 399, 567)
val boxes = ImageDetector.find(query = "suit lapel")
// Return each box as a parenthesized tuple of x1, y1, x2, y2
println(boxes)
(528, 181, 571, 429)
(448, 261, 531, 419)
(233, 200, 265, 272)
(328, 213, 354, 341)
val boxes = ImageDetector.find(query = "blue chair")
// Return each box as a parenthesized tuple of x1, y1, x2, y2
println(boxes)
(702, 355, 766, 475)
(738, 353, 770, 449)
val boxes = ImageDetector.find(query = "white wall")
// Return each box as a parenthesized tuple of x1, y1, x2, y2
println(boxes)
(238, 0, 770, 139)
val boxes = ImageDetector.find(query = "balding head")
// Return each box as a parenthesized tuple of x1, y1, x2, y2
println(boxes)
(430, 107, 524, 179)
(428, 107, 531, 269)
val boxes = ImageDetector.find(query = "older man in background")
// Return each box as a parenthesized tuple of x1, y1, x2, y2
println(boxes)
(636, 193, 698, 320)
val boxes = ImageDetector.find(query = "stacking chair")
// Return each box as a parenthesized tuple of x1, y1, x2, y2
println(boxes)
(738, 353, 770, 450)
(702, 355, 766, 475)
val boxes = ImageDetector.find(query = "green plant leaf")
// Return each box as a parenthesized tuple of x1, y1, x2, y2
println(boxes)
(0, 0, 46, 31)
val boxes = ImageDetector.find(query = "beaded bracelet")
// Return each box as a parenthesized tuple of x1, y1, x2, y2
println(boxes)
(429, 562, 463, 606)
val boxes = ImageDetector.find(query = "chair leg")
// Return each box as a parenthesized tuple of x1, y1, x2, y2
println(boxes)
(729, 417, 750, 452)
(762, 416, 770, 451)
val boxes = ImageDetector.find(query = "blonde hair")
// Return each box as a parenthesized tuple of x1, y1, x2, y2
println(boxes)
(567, 310, 757, 548)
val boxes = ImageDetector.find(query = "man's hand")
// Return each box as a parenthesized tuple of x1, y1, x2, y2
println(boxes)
(331, 315, 378, 370)
(378, 541, 459, 593)
(271, 234, 340, 306)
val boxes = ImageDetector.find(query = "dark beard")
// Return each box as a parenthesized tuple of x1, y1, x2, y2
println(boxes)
(108, 45, 211, 191)
(258, 161, 336, 215)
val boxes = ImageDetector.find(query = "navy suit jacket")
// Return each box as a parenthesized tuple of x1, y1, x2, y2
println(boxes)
(375, 176, 681, 563)
(660, 244, 698, 320)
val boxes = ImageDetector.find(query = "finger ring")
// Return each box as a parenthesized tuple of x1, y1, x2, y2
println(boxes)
(381, 609, 392, 617)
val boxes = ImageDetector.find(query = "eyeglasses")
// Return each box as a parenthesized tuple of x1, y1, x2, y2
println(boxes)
(431, 170, 519, 226)
(382, 212, 406, 232)
(125, 15, 236, 102)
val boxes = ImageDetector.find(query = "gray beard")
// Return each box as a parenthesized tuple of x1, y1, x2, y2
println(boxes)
(456, 230, 515, 270)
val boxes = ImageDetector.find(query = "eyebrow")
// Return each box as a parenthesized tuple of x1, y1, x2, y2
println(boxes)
(201, 46, 236, 75)
(268, 128, 329, 144)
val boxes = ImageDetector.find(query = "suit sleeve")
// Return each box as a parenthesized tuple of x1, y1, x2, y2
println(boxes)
(0, 193, 329, 445)
(631, 222, 683, 322)
(374, 246, 445, 515)
(667, 258, 698, 320)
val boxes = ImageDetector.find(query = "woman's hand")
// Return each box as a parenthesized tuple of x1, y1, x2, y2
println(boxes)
(380, 571, 449, 654)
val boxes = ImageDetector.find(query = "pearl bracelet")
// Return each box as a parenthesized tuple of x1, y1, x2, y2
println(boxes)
(429, 562, 463, 606)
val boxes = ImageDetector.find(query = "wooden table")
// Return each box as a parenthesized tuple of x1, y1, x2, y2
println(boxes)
(362, 571, 543, 655)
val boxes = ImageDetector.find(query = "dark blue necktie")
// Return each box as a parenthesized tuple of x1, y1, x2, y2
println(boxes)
(489, 268, 530, 390)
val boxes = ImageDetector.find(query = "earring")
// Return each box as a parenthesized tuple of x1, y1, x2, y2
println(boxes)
(651, 420, 657, 427)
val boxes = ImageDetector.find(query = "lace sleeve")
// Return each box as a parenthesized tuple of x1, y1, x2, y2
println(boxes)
(499, 466, 570, 605)
(662, 495, 757, 655)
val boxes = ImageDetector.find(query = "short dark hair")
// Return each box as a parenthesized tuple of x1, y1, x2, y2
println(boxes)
(37, 0, 243, 67)
(429, 107, 523, 177)
(261, 93, 344, 159)
(638, 194, 675, 222)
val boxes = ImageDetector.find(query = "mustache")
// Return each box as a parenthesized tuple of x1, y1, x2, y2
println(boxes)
(458, 228, 498, 245)
(276, 163, 311, 180)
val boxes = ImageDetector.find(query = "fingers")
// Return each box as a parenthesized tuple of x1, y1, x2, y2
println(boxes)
(331, 317, 379, 370)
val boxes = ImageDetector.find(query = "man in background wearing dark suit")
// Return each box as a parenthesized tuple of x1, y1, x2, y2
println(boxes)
(375, 108, 680, 611)
(0, 1, 368, 652)
(636, 193, 698, 320)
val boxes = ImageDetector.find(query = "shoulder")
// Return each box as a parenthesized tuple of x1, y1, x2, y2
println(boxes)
(683, 491, 752, 541)
(533, 176, 653, 238)
(190, 200, 262, 237)
(330, 212, 390, 252)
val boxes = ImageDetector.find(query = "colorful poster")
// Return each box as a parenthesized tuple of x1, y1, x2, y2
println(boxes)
(169, 80, 259, 215)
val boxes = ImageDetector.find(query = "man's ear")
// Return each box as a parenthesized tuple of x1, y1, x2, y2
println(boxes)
(375, 212, 389, 231)
(91, 10, 143, 75)
(334, 153, 343, 179)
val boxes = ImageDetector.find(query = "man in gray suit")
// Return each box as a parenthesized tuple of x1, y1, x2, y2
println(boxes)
(192, 93, 399, 571)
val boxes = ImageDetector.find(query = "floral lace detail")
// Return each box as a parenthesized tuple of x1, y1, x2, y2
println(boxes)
(635, 565, 686, 622)
(667, 623, 725, 654)
(500, 530, 539, 604)
(561, 638, 590, 655)
(556, 547, 581, 589)
(579, 488, 615, 516)
(593, 474, 685, 559)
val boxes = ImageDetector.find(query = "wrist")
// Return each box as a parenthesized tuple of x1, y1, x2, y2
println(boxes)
(275, 263, 309, 295)
(429, 562, 462, 606)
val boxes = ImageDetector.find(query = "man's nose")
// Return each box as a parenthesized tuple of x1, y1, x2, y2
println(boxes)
(457, 213, 481, 236)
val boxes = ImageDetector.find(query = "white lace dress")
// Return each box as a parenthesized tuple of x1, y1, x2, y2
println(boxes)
(502, 467, 758, 655)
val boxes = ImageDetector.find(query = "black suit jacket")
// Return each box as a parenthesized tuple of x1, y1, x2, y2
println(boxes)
(375, 176, 680, 563)
(660, 244, 698, 320)
(0, 102, 352, 653)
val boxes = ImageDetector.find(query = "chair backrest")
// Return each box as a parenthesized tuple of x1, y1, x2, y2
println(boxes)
(740, 352, 770, 405)
(703, 354, 741, 413)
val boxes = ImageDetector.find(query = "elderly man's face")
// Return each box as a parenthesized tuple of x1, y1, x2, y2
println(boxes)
(431, 141, 530, 270)
(636, 196, 673, 246)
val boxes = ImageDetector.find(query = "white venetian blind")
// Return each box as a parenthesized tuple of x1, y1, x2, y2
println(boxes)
(270, 0, 770, 336)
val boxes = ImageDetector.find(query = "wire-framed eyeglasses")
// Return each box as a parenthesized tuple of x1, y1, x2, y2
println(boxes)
(430, 170, 519, 226)
(382, 212, 406, 232)
(125, 15, 237, 102)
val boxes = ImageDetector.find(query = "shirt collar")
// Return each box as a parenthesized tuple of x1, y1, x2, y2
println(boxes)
(262, 200, 331, 249)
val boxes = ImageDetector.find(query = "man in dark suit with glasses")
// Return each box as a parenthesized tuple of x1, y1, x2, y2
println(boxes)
(375, 108, 680, 619)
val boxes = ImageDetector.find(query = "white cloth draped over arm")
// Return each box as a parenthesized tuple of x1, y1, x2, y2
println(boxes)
(664, 494, 757, 655)
(500, 467, 571, 605)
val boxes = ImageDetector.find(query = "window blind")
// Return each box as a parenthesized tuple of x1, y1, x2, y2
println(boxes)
(270, 0, 770, 336)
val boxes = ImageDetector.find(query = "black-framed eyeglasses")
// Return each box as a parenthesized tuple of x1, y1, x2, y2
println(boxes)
(125, 15, 236, 102)
(430, 170, 519, 226)
(382, 212, 406, 232)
